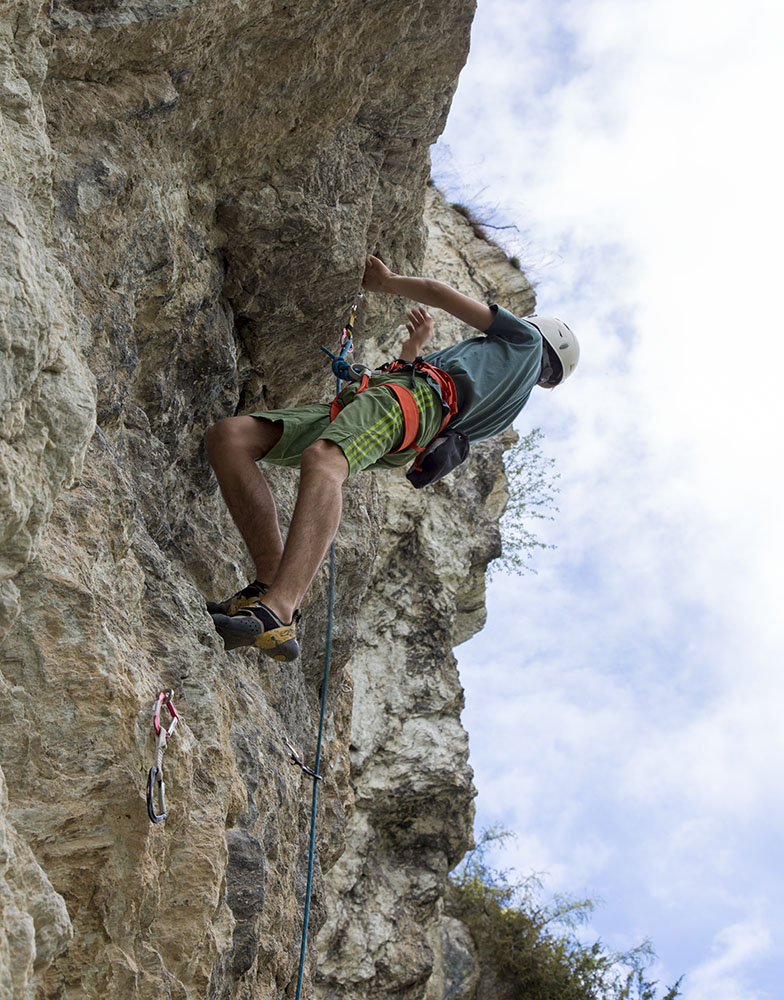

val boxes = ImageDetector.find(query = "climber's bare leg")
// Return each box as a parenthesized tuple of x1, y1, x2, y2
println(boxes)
(262, 440, 348, 623)
(204, 416, 285, 583)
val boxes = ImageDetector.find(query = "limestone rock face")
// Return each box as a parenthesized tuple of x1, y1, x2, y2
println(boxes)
(0, 2, 535, 997)
(0, 0, 96, 635)
(0, 769, 73, 997)
(424, 916, 479, 1000)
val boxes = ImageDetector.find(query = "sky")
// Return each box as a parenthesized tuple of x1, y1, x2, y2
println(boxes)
(430, 0, 784, 996)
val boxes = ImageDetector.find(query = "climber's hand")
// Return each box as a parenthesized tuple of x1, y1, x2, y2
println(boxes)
(405, 306, 434, 346)
(399, 306, 435, 361)
(362, 255, 394, 293)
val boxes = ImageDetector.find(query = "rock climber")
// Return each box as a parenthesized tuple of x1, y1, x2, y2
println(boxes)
(204, 254, 579, 661)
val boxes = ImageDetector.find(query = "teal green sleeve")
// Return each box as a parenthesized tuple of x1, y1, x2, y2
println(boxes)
(485, 305, 542, 346)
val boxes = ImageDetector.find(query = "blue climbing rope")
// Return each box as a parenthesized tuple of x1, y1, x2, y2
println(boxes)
(294, 541, 336, 1000)
(294, 294, 362, 1000)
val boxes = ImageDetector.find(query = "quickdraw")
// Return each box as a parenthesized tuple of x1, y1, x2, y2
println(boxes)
(284, 737, 323, 782)
(146, 690, 179, 824)
(320, 292, 367, 386)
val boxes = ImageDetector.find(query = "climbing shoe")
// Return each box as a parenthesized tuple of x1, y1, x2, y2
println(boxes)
(211, 601, 301, 661)
(205, 580, 269, 617)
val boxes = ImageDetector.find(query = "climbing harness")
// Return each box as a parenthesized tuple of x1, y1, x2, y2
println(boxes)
(146, 689, 179, 824)
(329, 356, 459, 456)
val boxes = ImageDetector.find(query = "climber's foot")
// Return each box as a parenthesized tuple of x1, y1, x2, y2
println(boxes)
(205, 580, 269, 616)
(211, 601, 301, 661)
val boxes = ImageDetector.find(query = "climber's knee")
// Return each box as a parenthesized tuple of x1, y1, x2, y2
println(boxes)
(300, 439, 349, 483)
(204, 416, 282, 464)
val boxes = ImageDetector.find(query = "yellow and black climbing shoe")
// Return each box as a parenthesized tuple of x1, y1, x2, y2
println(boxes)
(205, 580, 269, 617)
(211, 601, 301, 661)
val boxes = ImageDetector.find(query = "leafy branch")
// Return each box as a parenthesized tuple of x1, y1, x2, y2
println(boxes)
(493, 428, 560, 576)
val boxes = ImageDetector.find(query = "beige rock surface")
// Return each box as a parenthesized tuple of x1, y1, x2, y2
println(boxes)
(0, 0, 96, 635)
(0, 2, 537, 998)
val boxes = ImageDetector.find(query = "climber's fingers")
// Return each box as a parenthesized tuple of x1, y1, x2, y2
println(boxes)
(405, 307, 433, 338)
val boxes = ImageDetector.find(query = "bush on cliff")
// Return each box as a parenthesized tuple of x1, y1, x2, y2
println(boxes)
(495, 428, 560, 575)
(448, 830, 682, 1000)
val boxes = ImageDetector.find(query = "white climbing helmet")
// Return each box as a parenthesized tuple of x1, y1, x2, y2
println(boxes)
(527, 316, 580, 387)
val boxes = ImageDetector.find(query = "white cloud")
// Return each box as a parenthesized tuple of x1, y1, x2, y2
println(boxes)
(688, 920, 773, 1000)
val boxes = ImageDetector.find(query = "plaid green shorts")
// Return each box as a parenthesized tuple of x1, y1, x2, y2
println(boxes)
(252, 372, 443, 475)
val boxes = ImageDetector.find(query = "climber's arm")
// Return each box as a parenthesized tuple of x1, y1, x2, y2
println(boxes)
(362, 256, 495, 332)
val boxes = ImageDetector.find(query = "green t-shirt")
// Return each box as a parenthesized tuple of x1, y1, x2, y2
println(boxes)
(424, 305, 543, 442)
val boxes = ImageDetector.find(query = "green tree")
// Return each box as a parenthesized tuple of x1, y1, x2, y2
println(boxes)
(495, 429, 559, 575)
(449, 830, 683, 1000)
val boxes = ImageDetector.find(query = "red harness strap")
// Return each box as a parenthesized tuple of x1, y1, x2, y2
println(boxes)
(384, 383, 424, 452)
(329, 360, 458, 456)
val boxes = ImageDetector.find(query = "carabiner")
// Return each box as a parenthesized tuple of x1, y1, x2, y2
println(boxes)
(147, 690, 179, 824)
(147, 765, 167, 823)
(153, 689, 179, 739)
